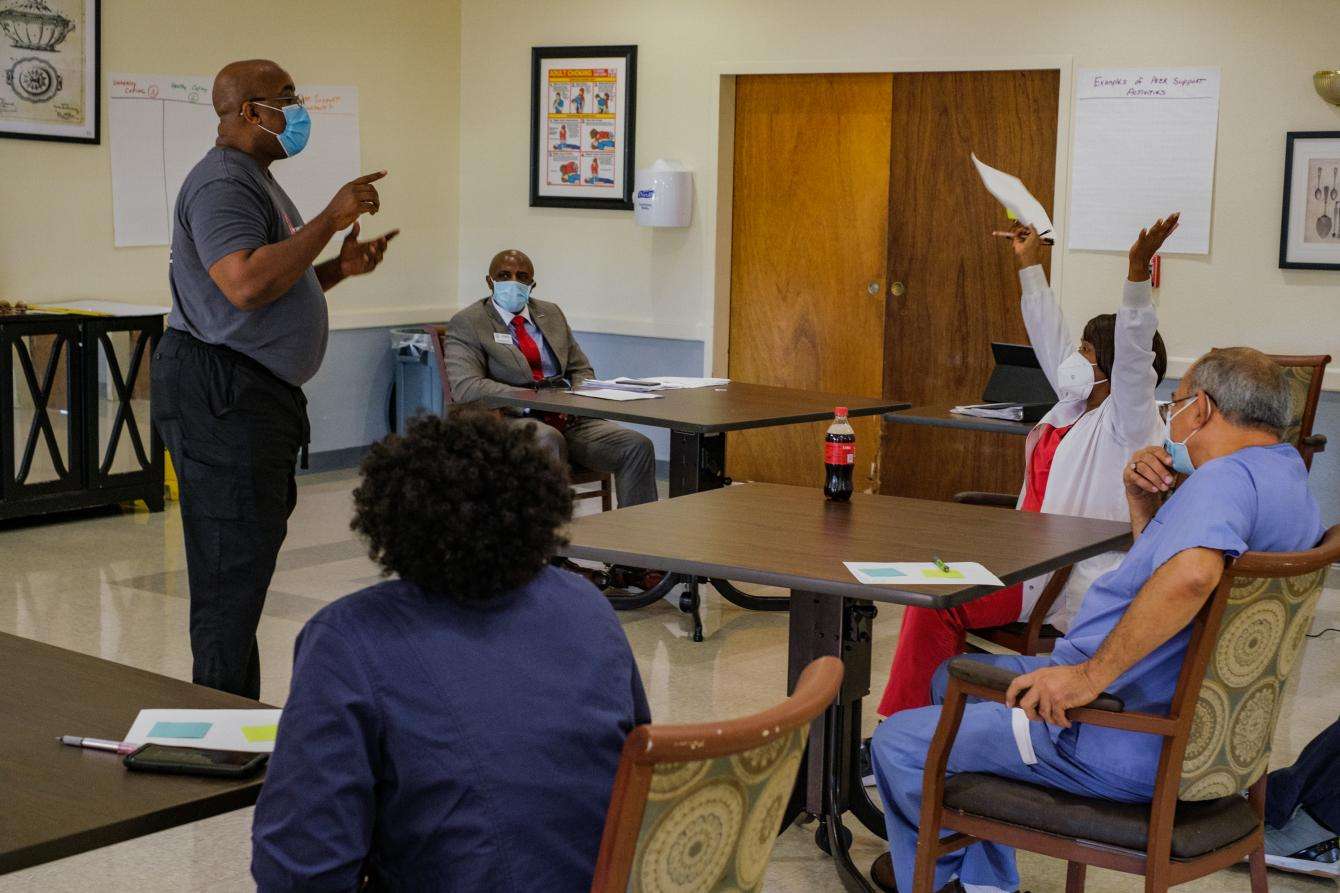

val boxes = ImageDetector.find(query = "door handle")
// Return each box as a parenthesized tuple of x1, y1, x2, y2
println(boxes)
(866, 281, 881, 296)
(890, 281, 906, 297)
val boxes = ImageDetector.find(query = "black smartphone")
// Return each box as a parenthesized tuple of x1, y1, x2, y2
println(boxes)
(123, 743, 268, 779)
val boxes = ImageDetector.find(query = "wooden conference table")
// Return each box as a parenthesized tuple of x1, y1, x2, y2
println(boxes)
(0, 633, 268, 876)
(884, 402, 1035, 437)
(561, 483, 1131, 893)
(484, 382, 908, 639)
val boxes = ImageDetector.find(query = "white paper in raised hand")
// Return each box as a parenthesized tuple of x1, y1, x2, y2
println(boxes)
(971, 154, 1056, 240)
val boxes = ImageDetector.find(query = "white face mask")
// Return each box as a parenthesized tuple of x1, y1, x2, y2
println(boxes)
(1056, 351, 1108, 403)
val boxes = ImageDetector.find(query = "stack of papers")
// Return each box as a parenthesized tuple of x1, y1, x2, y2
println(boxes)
(951, 403, 1025, 421)
(582, 376, 731, 392)
(845, 562, 1005, 587)
(124, 708, 284, 753)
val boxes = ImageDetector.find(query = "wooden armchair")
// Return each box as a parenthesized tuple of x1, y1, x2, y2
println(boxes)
(1268, 354, 1330, 470)
(590, 656, 844, 893)
(913, 525, 1340, 893)
(423, 324, 612, 511)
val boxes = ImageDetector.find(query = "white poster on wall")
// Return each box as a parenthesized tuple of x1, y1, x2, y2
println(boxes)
(1068, 68, 1220, 254)
(108, 74, 360, 247)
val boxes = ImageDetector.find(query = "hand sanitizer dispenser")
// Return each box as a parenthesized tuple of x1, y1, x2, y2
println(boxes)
(634, 160, 692, 227)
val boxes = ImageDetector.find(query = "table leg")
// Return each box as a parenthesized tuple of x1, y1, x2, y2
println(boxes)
(787, 590, 881, 892)
(669, 431, 792, 612)
(667, 430, 728, 498)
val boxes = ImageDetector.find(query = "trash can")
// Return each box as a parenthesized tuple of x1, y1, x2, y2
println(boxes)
(391, 327, 443, 435)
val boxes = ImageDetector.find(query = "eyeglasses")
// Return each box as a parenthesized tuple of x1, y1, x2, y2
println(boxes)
(246, 94, 304, 110)
(1158, 394, 1199, 422)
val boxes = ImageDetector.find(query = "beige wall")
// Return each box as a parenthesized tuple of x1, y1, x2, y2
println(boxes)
(0, 0, 460, 330)
(458, 0, 1340, 383)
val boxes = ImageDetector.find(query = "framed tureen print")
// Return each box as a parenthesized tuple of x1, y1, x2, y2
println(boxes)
(0, 0, 99, 144)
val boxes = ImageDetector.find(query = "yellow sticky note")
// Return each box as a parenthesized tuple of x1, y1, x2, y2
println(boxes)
(921, 568, 965, 580)
(241, 724, 278, 743)
(1004, 209, 1018, 220)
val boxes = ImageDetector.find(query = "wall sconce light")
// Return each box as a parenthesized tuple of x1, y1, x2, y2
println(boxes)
(1314, 71, 1340, 106)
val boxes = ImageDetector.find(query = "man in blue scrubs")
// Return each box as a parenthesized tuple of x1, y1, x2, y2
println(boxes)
(870, 347, 1325, 893)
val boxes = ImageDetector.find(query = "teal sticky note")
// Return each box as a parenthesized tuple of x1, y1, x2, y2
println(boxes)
(149, 721, 212, 739)
(862, 567, 906, 579)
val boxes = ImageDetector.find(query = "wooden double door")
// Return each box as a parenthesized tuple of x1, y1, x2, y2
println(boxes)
(726, 70, 1059, 500)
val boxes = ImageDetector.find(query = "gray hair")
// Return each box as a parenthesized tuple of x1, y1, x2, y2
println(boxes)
(1183, 347, 1291, 435)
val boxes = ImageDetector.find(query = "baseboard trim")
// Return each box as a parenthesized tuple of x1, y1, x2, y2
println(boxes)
(301, 449, 672, 481)
(299, 445, 373, 475)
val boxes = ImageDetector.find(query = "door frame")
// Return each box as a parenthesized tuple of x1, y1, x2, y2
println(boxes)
(702, 55, 1075, 378)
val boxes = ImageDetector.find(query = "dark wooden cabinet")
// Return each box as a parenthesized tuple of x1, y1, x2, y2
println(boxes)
(0, 312, 164, 520)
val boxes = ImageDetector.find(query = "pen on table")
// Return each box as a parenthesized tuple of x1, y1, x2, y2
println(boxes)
(58, 735, 137, 755)
(932, 556, 953, 574)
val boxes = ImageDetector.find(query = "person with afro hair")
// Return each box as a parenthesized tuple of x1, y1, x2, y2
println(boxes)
(252, 410, 650, 891)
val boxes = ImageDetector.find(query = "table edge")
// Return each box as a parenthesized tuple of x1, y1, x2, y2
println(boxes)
(883, 408, 1034, 436)
(480, 393, 909, 433)
(564, 528, 1131, 608)
(0, 779, 263, 876)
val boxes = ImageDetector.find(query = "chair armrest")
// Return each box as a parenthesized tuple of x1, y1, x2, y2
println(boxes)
(945, 656, 1125, 712)
(953, 491, 1017, 509)
(1301, 434, 1327, 451)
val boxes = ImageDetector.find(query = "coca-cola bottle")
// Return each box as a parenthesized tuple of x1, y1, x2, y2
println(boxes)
(823, 407, 855, 501)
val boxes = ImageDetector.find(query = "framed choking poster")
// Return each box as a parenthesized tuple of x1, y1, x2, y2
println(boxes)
(530, 44, 636, 210)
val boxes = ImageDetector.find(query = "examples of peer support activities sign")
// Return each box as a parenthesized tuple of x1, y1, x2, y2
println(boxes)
(531, 47, 636, 209)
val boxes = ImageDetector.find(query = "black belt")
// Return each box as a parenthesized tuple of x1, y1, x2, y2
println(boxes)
(161, 328, 312, 468)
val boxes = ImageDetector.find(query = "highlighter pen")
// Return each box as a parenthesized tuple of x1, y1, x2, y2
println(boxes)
(932, 556, 953, 574)
(58, 735, 138, 755)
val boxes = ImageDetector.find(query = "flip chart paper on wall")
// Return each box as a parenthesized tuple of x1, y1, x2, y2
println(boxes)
(1068, 68, 1220, 254)
(125, 708, 283, 753)
(971, 154, 1055, 239)
(109, 74, 361, 247)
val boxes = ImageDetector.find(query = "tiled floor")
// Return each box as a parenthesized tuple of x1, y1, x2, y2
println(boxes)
(1, 470, 1337, 892)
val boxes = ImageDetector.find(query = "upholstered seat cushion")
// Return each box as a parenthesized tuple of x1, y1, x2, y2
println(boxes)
(943, 773, 1259, 860)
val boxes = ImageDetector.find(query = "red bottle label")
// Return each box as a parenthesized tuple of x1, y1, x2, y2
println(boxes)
(825, 442, 855, 465)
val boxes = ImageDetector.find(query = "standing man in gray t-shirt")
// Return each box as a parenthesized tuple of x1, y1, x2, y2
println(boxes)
(151, 59, 398, 698)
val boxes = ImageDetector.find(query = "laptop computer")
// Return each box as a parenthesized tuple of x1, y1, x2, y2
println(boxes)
(977, 343, 1057, 423)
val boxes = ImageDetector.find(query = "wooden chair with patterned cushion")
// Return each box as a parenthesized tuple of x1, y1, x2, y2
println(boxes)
(589, 656, 844, 893)
(912, 525, 1340, 893)
(422, 324, 613, 511)
(1266, 354, 1330, 470)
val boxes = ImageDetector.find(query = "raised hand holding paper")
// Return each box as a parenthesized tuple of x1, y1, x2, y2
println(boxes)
(971, 154, 1055, 243)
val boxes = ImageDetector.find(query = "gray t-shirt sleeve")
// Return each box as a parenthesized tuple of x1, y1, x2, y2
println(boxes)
(187, 178, 273, 270)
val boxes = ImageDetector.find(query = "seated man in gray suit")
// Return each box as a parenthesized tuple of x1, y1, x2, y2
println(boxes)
(445, 249, 658, 508)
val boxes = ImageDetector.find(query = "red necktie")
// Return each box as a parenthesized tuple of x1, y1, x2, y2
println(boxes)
(511, 316, 544, 382)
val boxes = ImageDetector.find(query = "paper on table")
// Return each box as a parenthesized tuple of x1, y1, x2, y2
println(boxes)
(971, 154, 1055, 241)
(1067, 68, 1219, 254)
(649, 377, 731, 389)
(125, 708, 284, 753)
(844, 562, 1005, 587)
(573, 388, 663, 402)
(951, 403, 1025, 421)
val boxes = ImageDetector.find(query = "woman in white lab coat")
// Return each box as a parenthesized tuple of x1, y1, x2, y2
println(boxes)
(876, 215, 1178, 717)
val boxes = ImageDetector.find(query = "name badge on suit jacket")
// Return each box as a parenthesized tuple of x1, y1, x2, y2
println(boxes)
(493, 332, 512, 345)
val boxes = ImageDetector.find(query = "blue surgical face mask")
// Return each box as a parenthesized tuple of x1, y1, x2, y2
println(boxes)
(254, 102, 311, 157)
(492, 280, 531, 314)
(1162, 397, 1203, 475)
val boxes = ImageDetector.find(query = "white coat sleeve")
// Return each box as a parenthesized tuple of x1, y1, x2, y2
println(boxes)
(1018, 264, 1073, 394)
(1110, 278, 1160, 448)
